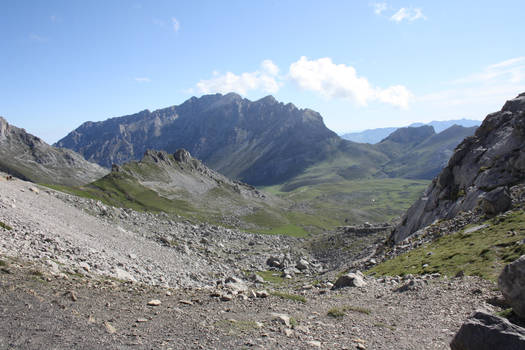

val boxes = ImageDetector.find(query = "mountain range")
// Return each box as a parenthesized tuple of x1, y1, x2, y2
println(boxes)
(55, 93, 476, 186)
(341, 118, 481, 144)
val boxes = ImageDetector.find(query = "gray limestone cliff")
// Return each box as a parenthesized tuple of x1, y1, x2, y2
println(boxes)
(391, 93, 525, 243)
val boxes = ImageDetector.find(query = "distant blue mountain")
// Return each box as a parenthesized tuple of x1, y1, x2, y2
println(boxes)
(341, 119, 481, 144)
(409, 119, 481, 133)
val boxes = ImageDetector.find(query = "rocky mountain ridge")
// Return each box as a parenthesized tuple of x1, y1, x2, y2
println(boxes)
(56, 93, 475, 186)
(0, 117, 108, 186)
(391, 93, 525, 243)
(56, 93, 342, 186)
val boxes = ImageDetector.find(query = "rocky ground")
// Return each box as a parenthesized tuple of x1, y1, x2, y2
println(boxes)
(0, 175, 507, 349)
(0, 256, 500, 350)
(0, 175, 315, 288)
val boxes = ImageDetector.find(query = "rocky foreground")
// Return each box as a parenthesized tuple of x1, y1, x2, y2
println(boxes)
(0, 255, 500, 350)
(0, 175, 508, 349)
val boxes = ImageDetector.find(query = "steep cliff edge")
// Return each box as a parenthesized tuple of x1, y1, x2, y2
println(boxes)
(391, 93, 525, 243)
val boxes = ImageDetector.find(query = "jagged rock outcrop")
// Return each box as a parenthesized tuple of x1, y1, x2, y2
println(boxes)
(0, 117, 108, 186)
(391, 93, 525, 243)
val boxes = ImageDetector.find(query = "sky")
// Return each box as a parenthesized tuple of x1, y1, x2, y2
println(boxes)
(1, 1, 525, 144)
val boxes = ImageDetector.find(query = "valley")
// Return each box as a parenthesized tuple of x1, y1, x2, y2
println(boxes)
(1, 92, 524, 349)
(3, 2, 525, 349)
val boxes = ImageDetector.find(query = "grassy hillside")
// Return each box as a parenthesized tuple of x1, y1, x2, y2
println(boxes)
(44, 173, 428, 238)
(263, 178, 428, 229)
(41, 147, 428, 237)
(368, 210, 525, 281)
(380, 125, 477, 180)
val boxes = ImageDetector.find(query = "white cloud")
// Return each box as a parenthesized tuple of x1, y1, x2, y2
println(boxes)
(134, 77, 151, 83)
(196, 60, 281, 96)
(172, 17, 180, 32)
(373, 2, 388, 15)
(288, 56, 413, 108)
(390, 7, 426, 22)
(261, 59, 279, 76)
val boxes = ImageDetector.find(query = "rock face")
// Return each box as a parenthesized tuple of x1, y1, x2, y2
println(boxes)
(391, 93, 525, 243)
(55, 93, 342, 186)
(499, 255, 525, 319)
(0, 117, 108, 186)
(450, 311, 525, 350)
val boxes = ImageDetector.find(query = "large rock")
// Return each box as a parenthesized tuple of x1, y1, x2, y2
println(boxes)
(391, 93, 525, 243)
(499, 255, 525, 319)
(478, 187, 512, 216)
(332, 272, 366, 289)
(450, 311, 525, 350)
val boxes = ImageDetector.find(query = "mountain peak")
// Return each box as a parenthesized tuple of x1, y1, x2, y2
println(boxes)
(57, 94, 340, 185)
(256, 95, 278, 104)
(380, 125, 435, 145)
(502, 92, 525, 113)
(173, 148, 192, 163)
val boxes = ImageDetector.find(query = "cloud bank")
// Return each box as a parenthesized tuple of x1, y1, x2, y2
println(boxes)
(196, 60, 281, 95)
(289, 56, 413, 108)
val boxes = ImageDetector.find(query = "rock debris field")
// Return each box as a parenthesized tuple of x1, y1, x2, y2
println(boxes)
(0, 176, 504, 349)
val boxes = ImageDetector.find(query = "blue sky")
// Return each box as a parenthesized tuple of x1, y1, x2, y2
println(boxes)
(1, 1, 525, 143)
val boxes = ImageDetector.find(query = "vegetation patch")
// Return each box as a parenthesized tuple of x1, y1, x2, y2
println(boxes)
(264, 178, 428, 231)
(256, 270, 285, 284)
(368, 210, 525, 281)
(215, 319, 260, 334)
(270, 291, 307, 303)
(0, 221, 12, 231)
(327, 305, 371, 318)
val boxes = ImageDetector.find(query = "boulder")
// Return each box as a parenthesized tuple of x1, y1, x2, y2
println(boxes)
(478, 187, 512, 216)
(450, 311, 525, 350)
(266, 257, 281, 268)
(114, 267, 136, 282)
(499, 255, 525, 319)
(224, 276, 248, 293)
(296, 258, 309, 271)
(332, 272, 366, 289)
